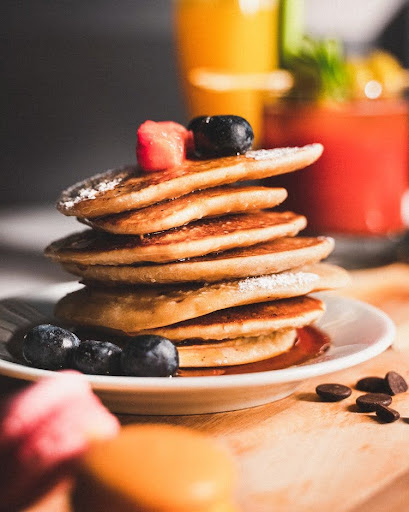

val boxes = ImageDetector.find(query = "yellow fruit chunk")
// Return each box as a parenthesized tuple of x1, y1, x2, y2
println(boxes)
(73, 424, 239, 512)
(368, 50, 406, 97)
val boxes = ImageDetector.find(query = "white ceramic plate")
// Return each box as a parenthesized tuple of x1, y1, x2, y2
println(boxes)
(0, 283, 395, 415)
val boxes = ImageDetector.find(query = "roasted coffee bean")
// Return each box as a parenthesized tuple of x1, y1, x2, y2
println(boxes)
(316, 383, 352, 402)
(356, 393, 392, 412)
(385, 371, 408, 396)
(375, 404, 400, 423)
(356, 376, 386, 393)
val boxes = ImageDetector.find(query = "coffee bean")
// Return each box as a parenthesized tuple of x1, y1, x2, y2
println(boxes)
(356, 393, 392, 412)
(316, 383, 352, 402)
(356, 376, 386, 393)
(385, 371, 408, 396)
(375, 404, 400, 423)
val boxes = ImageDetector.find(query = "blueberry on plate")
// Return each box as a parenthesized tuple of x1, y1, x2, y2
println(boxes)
(23, 324, 80, 370)
(72, 339, 122, 376)
(190, 115, 254, 158)
(121, 335, 179, 377)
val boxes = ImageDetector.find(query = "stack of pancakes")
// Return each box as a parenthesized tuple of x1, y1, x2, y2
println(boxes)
(45, 144, 349, 371)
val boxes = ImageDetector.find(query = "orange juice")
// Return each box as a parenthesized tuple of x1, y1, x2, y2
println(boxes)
(174, 0, 279, 143)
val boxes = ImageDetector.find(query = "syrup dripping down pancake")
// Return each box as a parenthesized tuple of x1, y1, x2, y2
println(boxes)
(57, 144, 323, 218)
(177, 329, 297, 367)
(60, 237, 334, 284)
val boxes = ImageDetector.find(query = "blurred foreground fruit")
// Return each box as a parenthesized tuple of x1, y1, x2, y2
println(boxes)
(73, 424, 239, 512)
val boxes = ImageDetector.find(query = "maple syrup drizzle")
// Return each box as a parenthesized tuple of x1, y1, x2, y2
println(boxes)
(70, 325, 329, 378)
(177, 326, 330, 377)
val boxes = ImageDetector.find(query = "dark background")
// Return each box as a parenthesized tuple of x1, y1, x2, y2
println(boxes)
(2, 0, 408, 206)
(2, 0, 184, 206)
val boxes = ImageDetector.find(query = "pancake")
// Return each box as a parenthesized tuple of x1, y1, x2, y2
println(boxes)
(55, 263, 349, 332)
(141, 296, 325, 341)
(84, 186, 288, 235)
(61, 237, 334, 284)
(57, 144, 323, 218)
(177, 329, 297, 367)
(45, 211, 307, 265)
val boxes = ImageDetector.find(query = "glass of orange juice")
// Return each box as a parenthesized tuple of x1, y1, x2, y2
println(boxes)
(173, 0, 279, 143)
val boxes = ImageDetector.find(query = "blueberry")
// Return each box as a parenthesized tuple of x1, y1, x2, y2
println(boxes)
(187, 115, 207, 132)
(120, 335, 179, 377)
(189, 115, 254, 158)
(23, 324, 80, 370)
(72, 340, 122, 375)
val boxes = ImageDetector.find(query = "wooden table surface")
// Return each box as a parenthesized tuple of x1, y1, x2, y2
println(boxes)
(8, 264, 409, 512)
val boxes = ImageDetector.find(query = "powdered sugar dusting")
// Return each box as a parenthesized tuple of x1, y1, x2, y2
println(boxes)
(62, 178, 121, 209)
(58, 167, 132, 210)
(238, 271, 319, 293)
(245, 145, 316, 161)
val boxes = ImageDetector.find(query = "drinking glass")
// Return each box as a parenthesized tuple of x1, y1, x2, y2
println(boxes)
(263, 98, 409, 267)
(174, 0, 279, 143)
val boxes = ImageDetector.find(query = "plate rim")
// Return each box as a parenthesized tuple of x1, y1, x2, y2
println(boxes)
(0, 283, 395, 391)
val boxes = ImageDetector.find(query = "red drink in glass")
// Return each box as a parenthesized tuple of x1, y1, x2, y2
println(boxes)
(263, 99, 409, 236)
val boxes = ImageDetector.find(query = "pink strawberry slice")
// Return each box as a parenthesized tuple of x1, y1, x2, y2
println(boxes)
(0, 370, 90, 444)
(0, 371, 119, 511)
(136, 120, 192, 172)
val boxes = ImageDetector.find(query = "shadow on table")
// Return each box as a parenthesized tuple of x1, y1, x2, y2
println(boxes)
(0, 244, 74, 288)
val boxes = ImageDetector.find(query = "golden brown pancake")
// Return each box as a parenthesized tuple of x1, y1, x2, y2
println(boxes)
(177, 329, 297, 367)
(55, 263, 349, 332)
(57, 144, 323, 218)
(45, 211, 307, 265)
(141, 296, 325, 341)
(61, 237, 334, 284)
(84, 186, 288, 235)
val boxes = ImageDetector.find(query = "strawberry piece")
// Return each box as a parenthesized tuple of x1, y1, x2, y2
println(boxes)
(0, 371, 119, 510)
(136, 120, 191, 172)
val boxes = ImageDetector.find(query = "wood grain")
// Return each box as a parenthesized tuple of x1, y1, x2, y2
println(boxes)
(13, 264, 409, 511)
